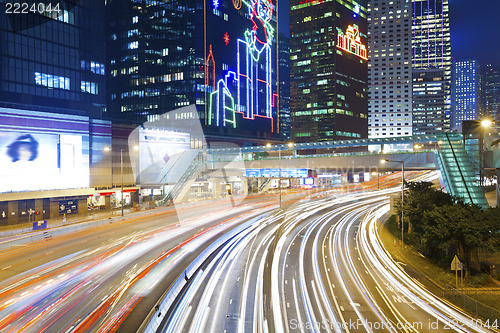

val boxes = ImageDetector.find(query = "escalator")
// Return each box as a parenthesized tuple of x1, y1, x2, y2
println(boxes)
(434, 133, 489, 208)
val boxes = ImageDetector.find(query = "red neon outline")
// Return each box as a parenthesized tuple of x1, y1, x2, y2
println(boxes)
(206, 44, 216, 89)
(336, 25, 367, 60)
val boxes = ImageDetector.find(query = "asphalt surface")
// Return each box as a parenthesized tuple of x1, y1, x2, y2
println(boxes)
(161, 173, 496, 333)
(0, 196, 280, 332)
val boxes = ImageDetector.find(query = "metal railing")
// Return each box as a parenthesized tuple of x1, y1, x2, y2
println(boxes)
(443, 285, 500, 323)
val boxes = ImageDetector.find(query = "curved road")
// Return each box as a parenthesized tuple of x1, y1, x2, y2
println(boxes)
(162, 185, 496, 332)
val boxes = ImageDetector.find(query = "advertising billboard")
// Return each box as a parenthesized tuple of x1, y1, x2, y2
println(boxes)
(135, 127, 191, 184)
(245, 168, 309, 178)
(0, 132, 89, 193)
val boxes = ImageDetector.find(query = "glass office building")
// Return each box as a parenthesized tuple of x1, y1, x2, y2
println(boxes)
(367, 0, 412, 138)
(289, 0, 368, 143)
(106, 0, 279, 144)
(411, 0, 452, 134)
(452, 60, 480, 130)
(0, 1, 106, 118)
(482, 64, 500, 122)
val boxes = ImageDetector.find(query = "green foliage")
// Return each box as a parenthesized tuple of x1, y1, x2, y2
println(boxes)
(386, 215, 400, 239)
(468, 272, 491, 287)
(398, 181, 500, 278)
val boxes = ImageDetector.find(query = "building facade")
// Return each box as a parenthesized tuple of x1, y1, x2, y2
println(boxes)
(289, 0, 368, 143)
(0, 2, 106, 118)
(452, 60, 480, 130)
(106, 0, 279, 144)
(411, 0, 452, 134)
(0, 4, 118, 225)
(412, 68, 447, 133)
(278, 33, 291, 139)
(367, 0, 412, 138)
(481, 64, 500, 122)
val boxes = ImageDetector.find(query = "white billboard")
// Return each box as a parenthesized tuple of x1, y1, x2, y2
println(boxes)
(0, 132, 89, 193)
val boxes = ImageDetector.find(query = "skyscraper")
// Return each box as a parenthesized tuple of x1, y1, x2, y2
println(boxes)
(411, 0, 452, 135)
(0, 2, 106, 118)
(106, 0, 279, 144)
(289, 0, 368, 143)
(412, 68, 447, 133)
(452, 60, 480, 130)
(367, 0, 412, 138)
(481, 64, 500, 122)
(0, 3, 111, 224)
(278, 33, 291, 139)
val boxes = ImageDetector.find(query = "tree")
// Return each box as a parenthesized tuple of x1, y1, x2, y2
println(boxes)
(395, 181, 454, 237)
(421, 203, 497, 279)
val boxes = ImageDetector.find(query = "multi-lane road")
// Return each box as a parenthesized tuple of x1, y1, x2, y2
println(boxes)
(161, 175, 497, 333)
(0, 195, 284, 332)
(0, 171, 496, 332)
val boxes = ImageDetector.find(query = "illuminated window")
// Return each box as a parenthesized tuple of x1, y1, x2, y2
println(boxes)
(35, 72, 70, 90)
(81, 81, 99, 94)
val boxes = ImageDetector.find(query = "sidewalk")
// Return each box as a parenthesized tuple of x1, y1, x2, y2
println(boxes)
(0, 203, 167, 241)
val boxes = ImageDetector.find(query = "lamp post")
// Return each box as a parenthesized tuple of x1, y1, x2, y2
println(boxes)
(104, 146, 123, 216)
(104, 145, 138, 217)
(381, 158, 405, 246)
(266, 142, 294, 209)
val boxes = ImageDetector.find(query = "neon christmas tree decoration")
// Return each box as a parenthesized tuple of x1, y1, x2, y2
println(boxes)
(336, 24, 367, 60)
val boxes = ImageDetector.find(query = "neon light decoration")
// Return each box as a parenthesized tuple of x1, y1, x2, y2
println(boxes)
(205, 44, 216, 89)
(223, 32, 230, 46)
(208, 0, 275, 129)
(212, 0, 219, 9)
(336, 24, 367, 60)
(233, 0, 242, 10)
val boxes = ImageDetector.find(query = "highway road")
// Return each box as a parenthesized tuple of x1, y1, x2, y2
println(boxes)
(0, 195, 285, 332)
(161, 173, 496, 333)
(0, 170, 482, 333)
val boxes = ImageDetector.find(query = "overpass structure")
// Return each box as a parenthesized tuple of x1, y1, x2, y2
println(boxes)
(162, 132, 500, 209)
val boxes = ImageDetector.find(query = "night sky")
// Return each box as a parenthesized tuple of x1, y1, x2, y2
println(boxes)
(278, 0, 500, 66)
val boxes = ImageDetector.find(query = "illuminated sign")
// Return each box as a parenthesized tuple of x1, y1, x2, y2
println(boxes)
(0, 132, 89, 193)
(232, 0, 242, 9)
(299, 0, 323, 4)
(208, 0, 275, 130)
(336, 24, 367, 60)
(137, 128, 191, 184)
(245, 168, 308, 178)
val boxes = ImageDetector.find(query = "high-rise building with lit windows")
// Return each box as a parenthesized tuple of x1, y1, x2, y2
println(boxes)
(481, 64, 500, 122)
(289, 0, 368, 143)
(278, 33, 291, 139)
(0, 3, 112, 224)
(411, 0, 452, 134)
(452, 60, 480, 130)
(412, 68, 447, 132)
(106, 0, 279, 144)
(367, 0, 412, 138)
(0, 2, 106, 118)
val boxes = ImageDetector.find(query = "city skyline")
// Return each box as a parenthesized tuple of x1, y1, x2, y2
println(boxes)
(279, 0, 500, 66)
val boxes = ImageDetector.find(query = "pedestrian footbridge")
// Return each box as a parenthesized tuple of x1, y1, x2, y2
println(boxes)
(160, 133, 499, 209)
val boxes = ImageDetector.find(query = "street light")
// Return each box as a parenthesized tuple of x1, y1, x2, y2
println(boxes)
(381, 158, 405, 246)
(266, 142, 295, 208)
(481, 119, 492, 129)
